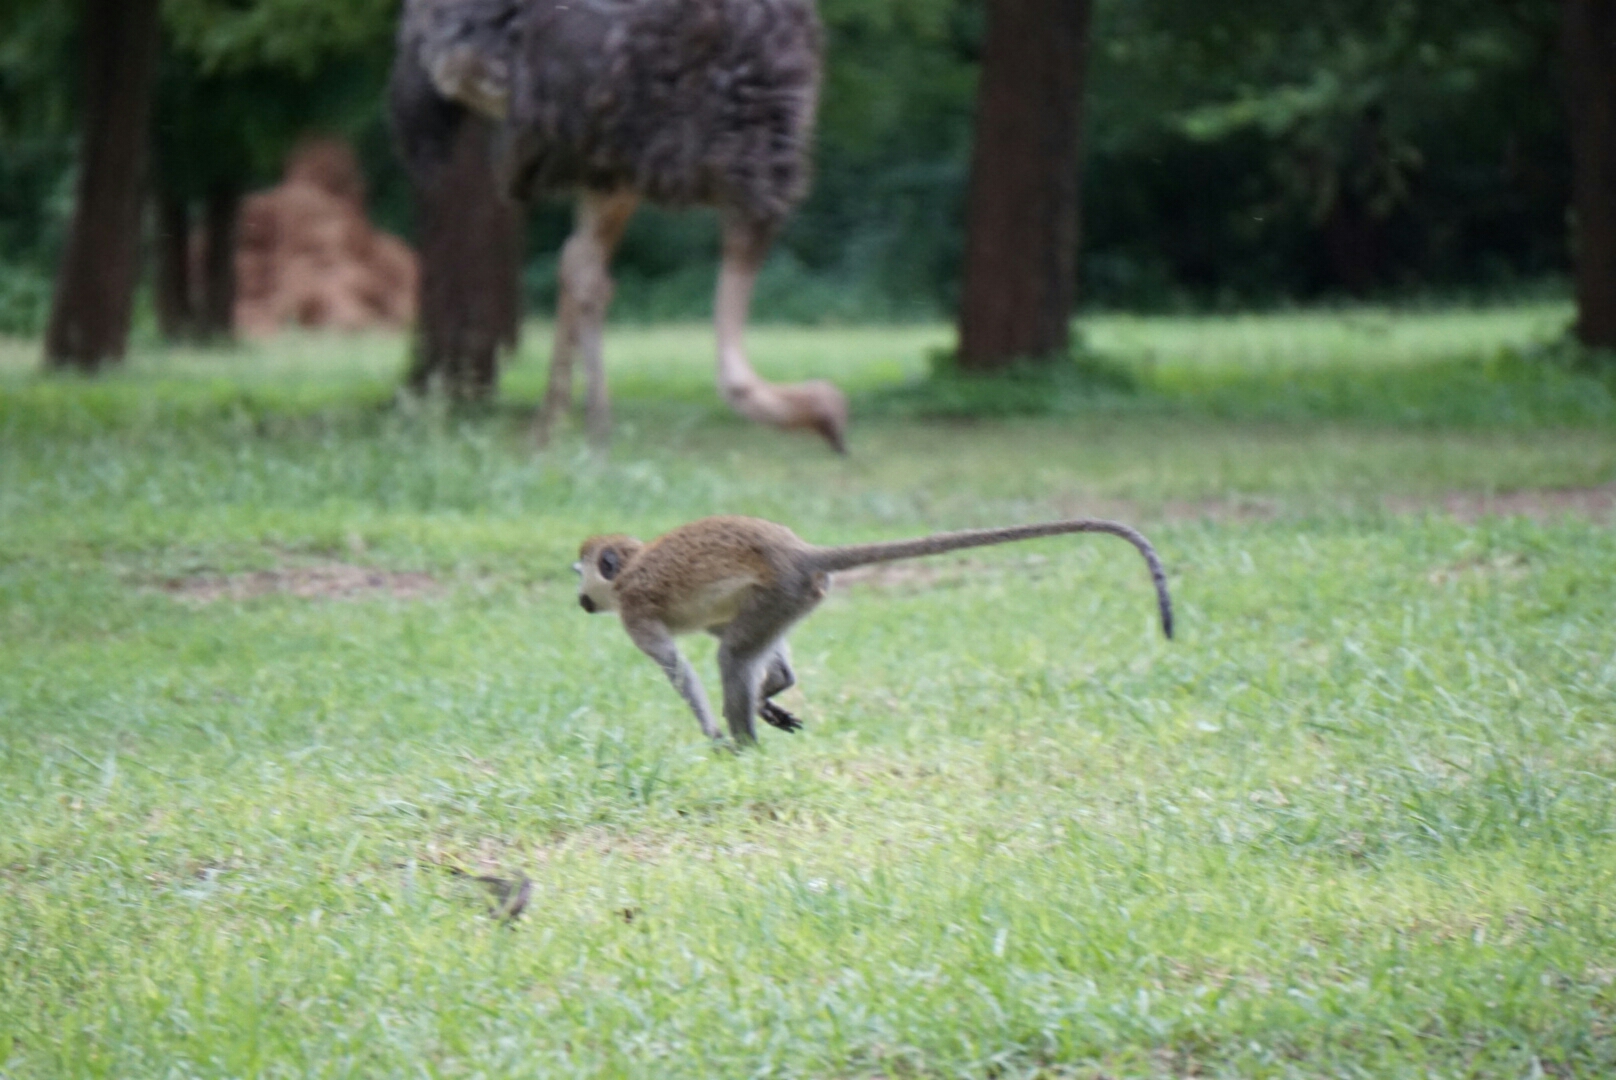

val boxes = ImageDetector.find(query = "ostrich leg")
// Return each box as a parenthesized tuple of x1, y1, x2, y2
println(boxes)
(536, 189, 639, 447)
(715, 216, 849, 452)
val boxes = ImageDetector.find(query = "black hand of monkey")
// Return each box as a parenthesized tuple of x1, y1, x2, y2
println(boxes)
(759, 701, 804, 732)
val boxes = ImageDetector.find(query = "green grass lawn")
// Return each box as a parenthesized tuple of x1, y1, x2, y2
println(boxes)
(2, 304, 1615, 1077)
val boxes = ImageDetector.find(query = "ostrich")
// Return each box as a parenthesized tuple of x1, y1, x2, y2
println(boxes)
(389, 0, 848, 452)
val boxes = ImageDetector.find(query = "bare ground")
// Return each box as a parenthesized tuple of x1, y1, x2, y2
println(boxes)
(841, 484, 1612, 590)
(158, 562, 440, 603)
(151, 485, 1611, 602)
(1050, 484, 1616, 525)
(1383, 484, 1616, 522)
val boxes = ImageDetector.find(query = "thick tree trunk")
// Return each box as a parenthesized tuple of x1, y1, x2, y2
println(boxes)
(956, 0, 1092, 372)
(198, 183, 240, 342)
(409, 112, 523, 400)
(1562, 0, 1616, 351)
(154, 194, 194, 342)
(44, 0, 162, 371)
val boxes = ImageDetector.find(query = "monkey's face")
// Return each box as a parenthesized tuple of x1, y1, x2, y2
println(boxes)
(574, 535, 639, 615)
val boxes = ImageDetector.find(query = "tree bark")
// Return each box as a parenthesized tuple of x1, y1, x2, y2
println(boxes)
(1562, 0, 1616, 351)
(198, 183, 240, 342)
(956, 0, 1092, 372)
(154, 194, 195, 342)
(409, 112, 523, 400)
(44, 0, 162, 370)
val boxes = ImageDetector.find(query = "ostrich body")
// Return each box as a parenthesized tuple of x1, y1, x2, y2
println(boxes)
(390, 0, 847, 451)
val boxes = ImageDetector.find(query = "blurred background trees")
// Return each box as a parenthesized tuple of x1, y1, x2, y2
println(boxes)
(42, 0, 159, 369)
(1, 0, 1610, 362)
(956, 0, 1090, 371)
(1561, 0, 1616, 349)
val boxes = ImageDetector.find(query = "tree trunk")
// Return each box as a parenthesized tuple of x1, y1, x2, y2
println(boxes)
(198, 183, 240, 342)
(1562, 0, 1616, 351)
(44, 0, 162, 371)
(409, 112, 523, 400)
(154, 194, 195, 342)
(956, 0, 1092, 372)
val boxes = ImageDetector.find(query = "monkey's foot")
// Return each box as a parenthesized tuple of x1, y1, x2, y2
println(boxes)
(760, 701, 804, 733)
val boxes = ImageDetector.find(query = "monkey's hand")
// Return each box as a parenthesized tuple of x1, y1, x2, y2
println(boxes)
(759, 701, 804, 733)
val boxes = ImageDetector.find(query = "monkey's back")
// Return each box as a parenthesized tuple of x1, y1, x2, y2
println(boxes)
(619, 516, 808, 633)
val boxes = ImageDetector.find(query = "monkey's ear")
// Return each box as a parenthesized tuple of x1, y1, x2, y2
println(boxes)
(598, 548, 623, 581)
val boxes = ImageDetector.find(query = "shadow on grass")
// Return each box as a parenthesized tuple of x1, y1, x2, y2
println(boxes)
(863, 346, 1142, 420)
(6, 334, 1616, 440)
(862, 343, 1616, 429)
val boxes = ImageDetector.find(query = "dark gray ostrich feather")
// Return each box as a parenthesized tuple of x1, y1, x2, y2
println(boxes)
(391, 0, 822, 226)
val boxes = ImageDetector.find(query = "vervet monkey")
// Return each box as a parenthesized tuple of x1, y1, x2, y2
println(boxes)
(575, 515, 1173, 744)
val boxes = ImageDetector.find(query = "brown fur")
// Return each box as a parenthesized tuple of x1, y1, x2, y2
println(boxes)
(575, 514, 1173, 745)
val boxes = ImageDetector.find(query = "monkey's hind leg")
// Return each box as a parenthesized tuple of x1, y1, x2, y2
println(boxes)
(718, 602, 807, 744)
(758, 645, 804, 733)
(759, 701, 802, 733)
(709, 630, 803, 733)
(626, 620, 721, 739)
(716, 640, 765, 744)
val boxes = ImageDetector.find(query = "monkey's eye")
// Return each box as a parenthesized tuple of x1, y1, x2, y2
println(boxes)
(599, 549, 622, 580)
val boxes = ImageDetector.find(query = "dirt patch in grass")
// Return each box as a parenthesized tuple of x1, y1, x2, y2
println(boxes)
(160, 562, 441, 603)
(153, 485, 1611, 604)
(1058, 486, 1616, 527)
(838, 486, 1610, 591)
(1078, 487, 1616, 523)
(833, 561, 971, 589)
(834, 553, 1072, 590)
(1427, 552, 1533, 586)
(1385, 484, 1616, 522)
(1057, 494, 1285, 522)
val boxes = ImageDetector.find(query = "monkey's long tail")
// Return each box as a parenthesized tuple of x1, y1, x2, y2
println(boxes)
(806, 519, 1174, 640)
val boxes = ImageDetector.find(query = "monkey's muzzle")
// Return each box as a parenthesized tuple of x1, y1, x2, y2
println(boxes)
(578, 595, 598, 613)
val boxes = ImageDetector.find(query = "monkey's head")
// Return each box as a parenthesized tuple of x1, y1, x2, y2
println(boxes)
(574, 534, 643, 614)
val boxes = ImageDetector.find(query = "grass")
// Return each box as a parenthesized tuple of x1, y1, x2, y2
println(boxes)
(2, 302, 1615, 1077)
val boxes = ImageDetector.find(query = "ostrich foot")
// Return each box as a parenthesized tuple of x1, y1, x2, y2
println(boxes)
(722, 377, 848, 453)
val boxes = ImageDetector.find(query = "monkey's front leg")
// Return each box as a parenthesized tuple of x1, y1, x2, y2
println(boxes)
(626, 620, 722, 739)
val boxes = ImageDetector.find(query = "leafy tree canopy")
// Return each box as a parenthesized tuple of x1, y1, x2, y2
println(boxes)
(162, 0, 396, 77)
(155, 0, 399, 197)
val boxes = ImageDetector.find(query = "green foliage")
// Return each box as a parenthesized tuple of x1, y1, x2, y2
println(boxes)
(3, 312, 1616, 1075)
(0, 264, 52, 337)
(865, 343, 1140, 418)
(1083, 0, 1567, 308)
(162, 0, 395, 77)
(155, 0, 401, 207)
(0, 0, 74, 336)
(763, 0, 980, 317)
(0, 0, 1584, 327)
